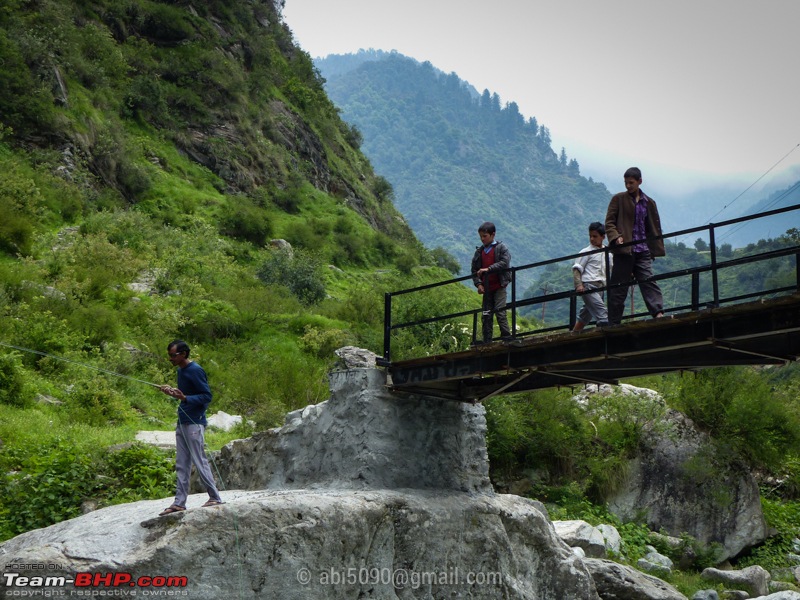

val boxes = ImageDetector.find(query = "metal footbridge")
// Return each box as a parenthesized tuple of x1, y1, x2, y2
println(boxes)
(376, 204, 800, 401)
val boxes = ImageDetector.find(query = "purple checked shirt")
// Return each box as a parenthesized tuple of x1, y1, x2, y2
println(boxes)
(632, 192, 650, 252)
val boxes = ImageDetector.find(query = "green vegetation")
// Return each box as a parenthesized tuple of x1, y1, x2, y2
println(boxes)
(486, 366, 800, 595)
(0, 0, 469, 540)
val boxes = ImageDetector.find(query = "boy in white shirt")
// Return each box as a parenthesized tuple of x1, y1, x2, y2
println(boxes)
(571, 222, 612, 332)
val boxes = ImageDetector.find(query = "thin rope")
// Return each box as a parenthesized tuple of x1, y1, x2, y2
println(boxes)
(0, 341, 161, 387)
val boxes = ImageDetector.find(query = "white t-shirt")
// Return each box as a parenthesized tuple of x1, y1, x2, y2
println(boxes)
(572, 244, 612, 283)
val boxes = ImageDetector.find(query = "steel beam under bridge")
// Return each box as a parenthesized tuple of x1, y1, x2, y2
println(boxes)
(384, 294, 800, 402)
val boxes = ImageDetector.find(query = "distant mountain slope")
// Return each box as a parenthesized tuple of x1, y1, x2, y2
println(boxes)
(721, 179, 800, 247)
(316, 52, 612, 279)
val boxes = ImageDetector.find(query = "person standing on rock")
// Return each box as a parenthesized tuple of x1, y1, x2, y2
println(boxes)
(158, 340, 223, 516)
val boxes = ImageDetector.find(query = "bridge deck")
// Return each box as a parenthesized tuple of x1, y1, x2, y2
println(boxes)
(385, 294, 800, 401)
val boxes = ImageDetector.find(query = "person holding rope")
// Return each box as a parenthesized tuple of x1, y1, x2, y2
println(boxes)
(605, 167, 666, 325)
(158, 340, 223, 516)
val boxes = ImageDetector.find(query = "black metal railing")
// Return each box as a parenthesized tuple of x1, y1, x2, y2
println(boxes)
(379, 203, 800, 365)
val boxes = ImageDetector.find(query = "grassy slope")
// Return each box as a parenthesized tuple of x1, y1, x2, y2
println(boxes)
(0, 0, 476, 539)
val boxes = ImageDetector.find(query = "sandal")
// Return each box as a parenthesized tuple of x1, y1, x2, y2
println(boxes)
(158, 505, 186, 516)
(202, 500, 224, 508)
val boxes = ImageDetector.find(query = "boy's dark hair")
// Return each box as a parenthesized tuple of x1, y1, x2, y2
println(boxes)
(478, 221, 496, 234)
(624, 167, 642, 180)
(589, 222, 605, 236)
(168, 339, 190, 358)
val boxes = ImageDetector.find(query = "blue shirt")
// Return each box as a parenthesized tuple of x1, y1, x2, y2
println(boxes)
(176, 361, 212, 426)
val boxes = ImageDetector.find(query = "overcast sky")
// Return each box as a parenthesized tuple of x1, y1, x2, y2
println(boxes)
(282, 0, 800, 204)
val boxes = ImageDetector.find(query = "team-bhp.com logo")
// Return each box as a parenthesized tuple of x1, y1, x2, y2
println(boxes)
(4, 571, 188, 589)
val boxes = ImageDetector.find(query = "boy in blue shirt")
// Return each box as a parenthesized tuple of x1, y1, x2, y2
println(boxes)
(158, 340, 223, 515)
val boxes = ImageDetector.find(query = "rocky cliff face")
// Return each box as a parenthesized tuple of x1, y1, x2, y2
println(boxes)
(608, 407, 767, 561)
(0, 368, 602, 599)
(211, 368, 492, 493)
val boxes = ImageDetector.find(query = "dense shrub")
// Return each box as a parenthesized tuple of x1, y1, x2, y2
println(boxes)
(0, 443, 99, 539)
(0, 161, 43, 256)
(256, 248, 326, 306)
(429, 246, 461, 275)
(739, 498, 800, 571)
(668, 367, 800, 471)
(0, 30, 56, 136)
(485, 390, 590, 481)
(0, 352, 33, 407)
(102, 443, 175, 504)
(219, 194, 273, 246)
(66, 377, 130, 426)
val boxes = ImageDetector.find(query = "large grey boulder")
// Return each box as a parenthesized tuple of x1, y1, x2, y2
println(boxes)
(607, 408, 767, 561)
(598, 523, 622, 556)
(0, 489, 599, 600)
(553, 520, 607, 557)
(639, 546, 674, 578)
(583, 558, 687, 600)
(701, 565, 770, 597)
(1, 365, 603, 598)
(210, 368, 492, 493)
(334, 345, 379, 368)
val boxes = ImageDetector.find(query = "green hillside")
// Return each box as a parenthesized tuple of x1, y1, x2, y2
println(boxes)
(0, 0, 479, 539)
(316, 51, 612, 281)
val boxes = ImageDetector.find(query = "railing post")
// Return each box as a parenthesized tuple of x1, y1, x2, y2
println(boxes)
(569, 292, 577, 330)
(382, 292, 392, 364)
(691, 272, 700, 311)
(709, 225, 720, 307)
(796, 250, 800, 292)
(510, 268, 517, 338)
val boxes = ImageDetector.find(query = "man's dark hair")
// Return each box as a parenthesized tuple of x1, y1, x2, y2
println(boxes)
(624, 167, 642, 180)
(589, 222, 605, 236)
(478, 221, 496, 234)
(168, 339, 190, 358)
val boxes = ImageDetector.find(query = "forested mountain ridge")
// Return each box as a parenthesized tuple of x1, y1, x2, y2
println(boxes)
(316, 51, 613, 278)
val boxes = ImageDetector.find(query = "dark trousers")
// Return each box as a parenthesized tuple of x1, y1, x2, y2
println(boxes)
(608, 252, 664, 325)
(482, 287, 511, 342)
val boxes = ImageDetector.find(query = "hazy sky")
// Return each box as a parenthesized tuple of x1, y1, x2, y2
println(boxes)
(282, 0, 800, 202)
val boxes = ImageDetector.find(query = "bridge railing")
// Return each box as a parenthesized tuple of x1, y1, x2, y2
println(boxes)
(379, 203, 800, 365)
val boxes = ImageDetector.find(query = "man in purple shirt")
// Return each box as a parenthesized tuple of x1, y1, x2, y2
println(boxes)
(604, 167, 666, 325)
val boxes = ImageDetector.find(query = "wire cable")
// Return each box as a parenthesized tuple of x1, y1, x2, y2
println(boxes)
(702, 143, 799, 226)
(675, 143, 800, 247)
(0, 341, 162, 387)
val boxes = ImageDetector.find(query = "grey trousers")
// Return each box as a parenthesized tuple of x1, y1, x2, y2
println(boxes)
(482, 287, 511, 342)
(608, 251, 664, 325)
(174, 423, 222, 507)
(577, 281, 608, 325)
